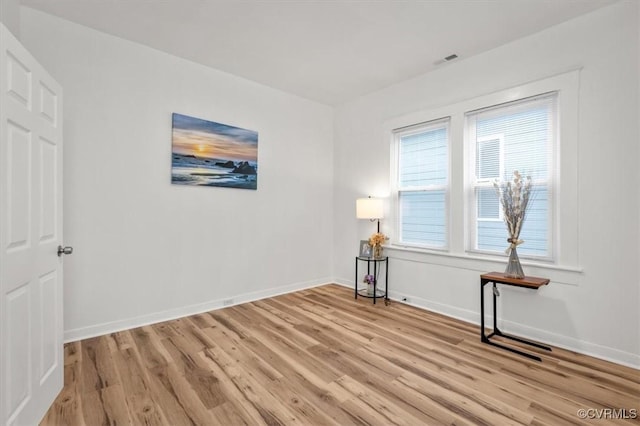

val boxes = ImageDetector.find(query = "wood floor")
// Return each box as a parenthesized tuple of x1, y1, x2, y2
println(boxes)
(42, 284, 639, 426)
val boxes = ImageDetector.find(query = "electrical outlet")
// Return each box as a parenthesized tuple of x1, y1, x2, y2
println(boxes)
(223, 299, 234, 306)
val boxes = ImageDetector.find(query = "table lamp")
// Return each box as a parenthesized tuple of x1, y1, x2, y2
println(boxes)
(356, 197, 383, 233)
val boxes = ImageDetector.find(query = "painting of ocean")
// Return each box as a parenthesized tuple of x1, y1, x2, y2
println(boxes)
(171, 113, 258, 190)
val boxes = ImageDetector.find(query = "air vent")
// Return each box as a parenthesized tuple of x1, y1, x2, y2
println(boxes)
(434, 53, 459, 66)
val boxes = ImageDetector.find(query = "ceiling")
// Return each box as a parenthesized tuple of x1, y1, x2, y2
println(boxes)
(21, 0, 617, 105)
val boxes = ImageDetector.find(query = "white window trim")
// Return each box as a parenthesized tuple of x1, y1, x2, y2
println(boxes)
(385, 69, 581, 275)
(392, 118, 451, 250)
(466, 93, 557, 261)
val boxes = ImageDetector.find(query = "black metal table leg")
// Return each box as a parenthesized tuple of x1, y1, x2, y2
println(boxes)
(373, 260, 377, 304)
(492, 282, 500, 334)
(385, 259, 389, 305)
(354, 257, 358, 300)
(497, 332, 552, 351)
(484, 340, 543, 361)
(480, 278, 488, 343)
(480, 278, 551, 362)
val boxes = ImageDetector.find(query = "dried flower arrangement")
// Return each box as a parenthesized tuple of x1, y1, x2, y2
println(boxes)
(493, 170, 533, 278)
(368, 232, 388, 248)
(368, 232, 388, 259)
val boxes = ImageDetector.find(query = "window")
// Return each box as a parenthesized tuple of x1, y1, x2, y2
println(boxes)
(467, 93, 557, 258)
(388, 71, 578, 269)
(394, 119, 449, 248)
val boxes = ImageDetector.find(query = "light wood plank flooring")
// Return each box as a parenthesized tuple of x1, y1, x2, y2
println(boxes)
(42, 284, 639, 425)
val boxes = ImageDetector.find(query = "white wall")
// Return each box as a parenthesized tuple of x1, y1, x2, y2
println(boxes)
(20, 8, 334, 341)
(333, 1, 639, 367)
(0, 0, 20, 38)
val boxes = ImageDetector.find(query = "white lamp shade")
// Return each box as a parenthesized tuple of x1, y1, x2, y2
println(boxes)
(356, 198, 384, 219)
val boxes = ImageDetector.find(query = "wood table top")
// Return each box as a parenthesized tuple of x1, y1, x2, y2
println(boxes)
(481, 271, 550, 289)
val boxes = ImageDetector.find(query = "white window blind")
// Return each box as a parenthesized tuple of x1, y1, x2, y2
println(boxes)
(395, 119, 449, 248)
(467, 93, 557, 257)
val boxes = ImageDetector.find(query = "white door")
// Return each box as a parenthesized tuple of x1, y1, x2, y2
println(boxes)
(0, 24, 65, 426)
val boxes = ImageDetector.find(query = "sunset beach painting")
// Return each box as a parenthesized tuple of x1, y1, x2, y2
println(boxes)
(171, 113, 258, 189)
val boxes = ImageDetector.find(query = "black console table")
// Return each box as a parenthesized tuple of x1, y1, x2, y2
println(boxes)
(480, 271, 551, 361)
(355, 256, 389, 305)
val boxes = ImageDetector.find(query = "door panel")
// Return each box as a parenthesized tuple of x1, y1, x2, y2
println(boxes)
(6, 121, 31, 252)
(39, 137, 56, 243)
(6, 52, 31, 109)
(1, 23, 64, 426)
(39, 271, 58, 383)
(6, 284, 30, 418)
(39, 83, 57, 125)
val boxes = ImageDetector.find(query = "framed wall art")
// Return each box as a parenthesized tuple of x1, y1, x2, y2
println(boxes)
(171, 113, 258, 190)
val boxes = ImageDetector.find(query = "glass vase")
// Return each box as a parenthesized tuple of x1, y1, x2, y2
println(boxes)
(373, 245, 383, 259)
(367, 282, 375, 295)
(505, 247, 525, 279)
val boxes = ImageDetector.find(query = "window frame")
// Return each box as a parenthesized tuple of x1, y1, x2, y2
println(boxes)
(385, 70, 580, 273)
(466, 93, 557, 260)
(393, 118, 451, 250)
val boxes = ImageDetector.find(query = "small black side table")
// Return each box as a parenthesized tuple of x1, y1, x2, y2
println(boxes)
(480, 271, 551, 361)
(355, 256, 389, 305)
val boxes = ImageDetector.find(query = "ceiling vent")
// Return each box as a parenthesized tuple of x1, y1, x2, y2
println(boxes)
(434, 53, 459, 66)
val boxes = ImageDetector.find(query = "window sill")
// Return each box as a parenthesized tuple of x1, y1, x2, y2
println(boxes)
(385, 244, 583, 286)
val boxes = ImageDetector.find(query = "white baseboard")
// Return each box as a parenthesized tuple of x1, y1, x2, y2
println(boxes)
(333, 277, 639, 369)
(498, 319, 640, 370)
(63, 277, 333, 343)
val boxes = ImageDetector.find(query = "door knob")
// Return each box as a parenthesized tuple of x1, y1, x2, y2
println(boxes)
(57, 245, 73, 256)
